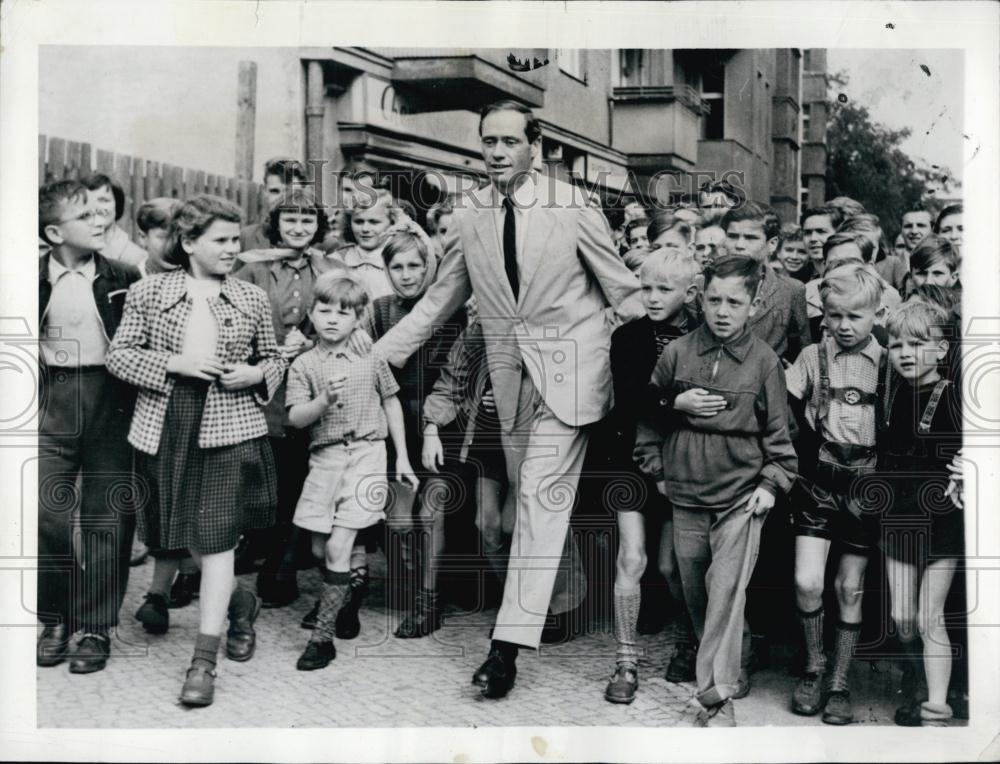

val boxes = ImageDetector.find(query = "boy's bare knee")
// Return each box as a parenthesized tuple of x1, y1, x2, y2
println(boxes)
(617, 548, 647, 581)
(834, 574, 863, 606)
(794, 571, 824, 602)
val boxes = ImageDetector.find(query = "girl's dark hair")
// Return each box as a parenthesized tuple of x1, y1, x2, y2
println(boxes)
(80, 173, 126, 221)
(266, 188, 329, 247)
(164, 194, 244, 270)
(933, 203, 963, 233)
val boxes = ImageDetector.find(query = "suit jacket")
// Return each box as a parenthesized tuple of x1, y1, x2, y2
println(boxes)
(374, 176, 644, 430)
(751, 266, 812, 362)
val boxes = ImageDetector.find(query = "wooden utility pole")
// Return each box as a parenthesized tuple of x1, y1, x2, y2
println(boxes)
(235, 61, 258, 180)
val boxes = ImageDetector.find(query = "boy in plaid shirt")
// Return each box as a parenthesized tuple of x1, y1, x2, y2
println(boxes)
(287, 273, 418, 671)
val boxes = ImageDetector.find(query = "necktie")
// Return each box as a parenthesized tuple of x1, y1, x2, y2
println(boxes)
(502, 196, 519, 300)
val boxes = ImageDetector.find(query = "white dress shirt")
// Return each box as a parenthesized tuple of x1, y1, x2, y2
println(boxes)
(41, 256, 109, 367)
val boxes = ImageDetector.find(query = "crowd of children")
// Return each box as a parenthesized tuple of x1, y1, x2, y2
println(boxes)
(37, 156, 966, 728)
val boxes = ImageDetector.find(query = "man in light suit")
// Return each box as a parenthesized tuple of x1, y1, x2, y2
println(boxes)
(373, 100, 644, 697)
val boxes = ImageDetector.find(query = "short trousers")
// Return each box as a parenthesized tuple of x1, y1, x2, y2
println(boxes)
(791, 478, 879, 553)
(293, 439, 388, 532)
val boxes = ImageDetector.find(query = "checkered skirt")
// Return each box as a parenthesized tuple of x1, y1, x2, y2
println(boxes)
(135, 378, 277, 555)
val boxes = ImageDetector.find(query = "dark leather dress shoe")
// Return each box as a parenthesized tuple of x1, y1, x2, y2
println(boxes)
(179, 665, 217, 707)
(296, 640, 336, 671)
(226, 591, 261, 662)
(472, 648, 517, 699)
(69, 632, 110, 674)
(37, 624, 71, 667)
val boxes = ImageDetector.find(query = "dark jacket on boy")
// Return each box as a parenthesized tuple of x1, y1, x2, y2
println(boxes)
(37, 251, 140, 647)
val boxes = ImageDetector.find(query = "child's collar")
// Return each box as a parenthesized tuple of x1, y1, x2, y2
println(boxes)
(696, 323, 753, 361)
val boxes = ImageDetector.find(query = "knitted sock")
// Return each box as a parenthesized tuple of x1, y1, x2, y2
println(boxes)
(179, 555, 199, 576)
(613, 584, 642, 666)
(798, 605, 827, 675)
(828, 621, 862, 692)
(312, 570, 351, 643)
(192, 633, 221, 671)
(149, 557, 180, 598)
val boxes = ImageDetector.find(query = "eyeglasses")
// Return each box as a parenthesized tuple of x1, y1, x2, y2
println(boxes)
(57, 210, 103, 225)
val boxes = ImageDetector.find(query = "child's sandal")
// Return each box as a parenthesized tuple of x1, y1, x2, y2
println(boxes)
(919, 701, 953, 727)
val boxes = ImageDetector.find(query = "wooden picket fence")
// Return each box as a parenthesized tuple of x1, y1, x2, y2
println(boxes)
(39, 135, 267, 239)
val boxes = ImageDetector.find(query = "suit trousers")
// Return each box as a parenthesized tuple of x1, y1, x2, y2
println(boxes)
(492, 370, 590, 649)
(37, 368, 135, 631)
(673, 499, 765, 707)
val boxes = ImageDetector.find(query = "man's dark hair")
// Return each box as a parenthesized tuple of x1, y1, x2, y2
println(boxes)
(802, 205, 842, 230)
(703, 255, 762, 299)
(478, 100, 542, 144)
(719, 201, 768, 232)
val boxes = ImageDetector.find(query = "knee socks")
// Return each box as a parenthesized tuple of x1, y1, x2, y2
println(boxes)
(828, 621, 862, 693)
(312, 569, 351, 643)
(798, 605, 827, 675)
(613, 584, 642, 666)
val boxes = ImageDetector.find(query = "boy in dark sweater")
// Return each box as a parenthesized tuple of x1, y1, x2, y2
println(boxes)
(601, 250, 701, 704)
(635, 256, 797, 727)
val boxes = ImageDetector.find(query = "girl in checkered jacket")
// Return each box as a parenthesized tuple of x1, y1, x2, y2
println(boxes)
(107, 195, 287, 708)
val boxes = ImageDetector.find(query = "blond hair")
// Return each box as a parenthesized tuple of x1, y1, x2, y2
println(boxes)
(819, 262, 884, 311)
(886, 299, 950, 342)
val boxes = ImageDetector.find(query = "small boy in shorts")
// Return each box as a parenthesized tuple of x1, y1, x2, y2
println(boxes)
(786, 262, 886, 725)
(635, 255, 797, 726)
(287, 273, 418, 671)
(603, 249, 702, 704)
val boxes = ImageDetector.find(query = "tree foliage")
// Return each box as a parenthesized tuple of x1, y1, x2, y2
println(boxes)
(824, 73, 933, 240)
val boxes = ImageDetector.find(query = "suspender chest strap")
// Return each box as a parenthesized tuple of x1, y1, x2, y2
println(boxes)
(918, 379, 950, 434)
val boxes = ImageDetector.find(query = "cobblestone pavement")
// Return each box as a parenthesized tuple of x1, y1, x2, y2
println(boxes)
(37, 555, 921, 729)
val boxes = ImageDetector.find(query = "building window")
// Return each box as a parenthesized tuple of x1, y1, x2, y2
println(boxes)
(558, 49, 586, 83)
(802, 103, 811, 141)
(701, 59, 725, 140)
